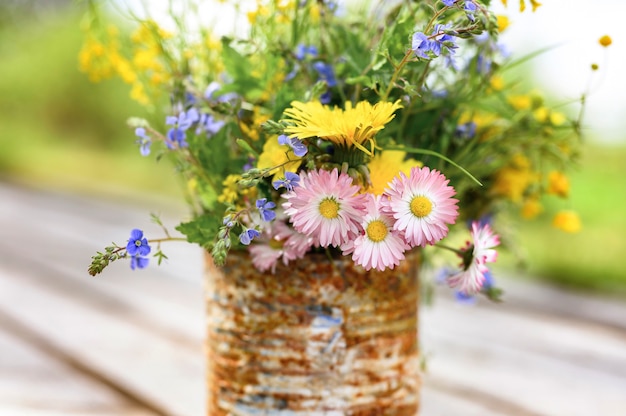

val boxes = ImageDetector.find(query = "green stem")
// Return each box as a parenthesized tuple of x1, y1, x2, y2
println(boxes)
(386, 145, 483, 186)
(434, 243, 464, 256)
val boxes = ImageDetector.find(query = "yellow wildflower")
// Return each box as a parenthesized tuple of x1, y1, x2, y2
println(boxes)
(367, 150, 421, 195)
(490, 75, 504, 91)
(218, 174, 241, 204)
(256, 135, 302, 180)
(130, 82, 150, 106)
(552, 210, 581, 233)
(546, 171, 569, 198)
(521, 197, 543, 219)
(508, 95, 532, 111)
(497, 15, 510, 33)
(533, 107, 549, 123)
(217, 174, 257, 206)
(549, 112, 566, 126)
(599, 35, 612, 47)
(529, 0, 541, 11)
(491, 155, 537, 202)
(283, 100, 403, 156)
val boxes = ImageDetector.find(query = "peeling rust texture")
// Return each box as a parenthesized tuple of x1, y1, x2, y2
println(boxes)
(204, 250, 421, 415)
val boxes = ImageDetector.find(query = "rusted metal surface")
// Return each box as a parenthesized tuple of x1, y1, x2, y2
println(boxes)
(205, 250, 421, 415)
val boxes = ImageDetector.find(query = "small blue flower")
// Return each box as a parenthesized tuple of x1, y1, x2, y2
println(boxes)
(196, 113, 225, 137)
(134, 127, 151, 156)
(312, 61, 337, 87)
(272, 171, 301, 191)
(204, 81, 240, 104)
(256, 198, 277, 222)
(295, 44, 318, 61)
(411, 32, 431, 59)
(430, 24, 458, 57)
(442, 0, 455, 6)
(130, 254, 150, 270)
(278, 135, 308, 157)
(239, 228, 260, 245)
(320, 90, 332, 104)
(455, 121, 477, 140)
(127, 229, 151, 257)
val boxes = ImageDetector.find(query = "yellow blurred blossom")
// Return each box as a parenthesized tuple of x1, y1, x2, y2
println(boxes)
(239, 107, 271, 142)
(490, 75, 504, 91)
(533, 107, 548, 123)
(508, 95, 532, 111)
(497, 15, 510, 33)
(367, 150, 421, 195)
(521, 197, 543, 219)
(546, 171, 569, 198)
(599, 35, 612, 47)
(549, 111, 566, 126)
(552, 210, 581, 233)
(217, 174, 257, 207)
(130, 82, 150, 106)
(257, 136, 302, 180)
(491, 155, 537, 203)
(529, 0, 541, 11)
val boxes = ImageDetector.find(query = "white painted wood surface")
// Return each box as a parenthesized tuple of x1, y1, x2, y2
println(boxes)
(1, 181, 626, 415)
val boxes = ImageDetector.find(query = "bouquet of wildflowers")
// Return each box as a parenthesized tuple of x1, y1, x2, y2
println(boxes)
(83, 0, 588, 299)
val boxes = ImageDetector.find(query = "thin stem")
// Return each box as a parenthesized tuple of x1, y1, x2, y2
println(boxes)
(434, 243, 464, 256)
(148, 236, 188, 244)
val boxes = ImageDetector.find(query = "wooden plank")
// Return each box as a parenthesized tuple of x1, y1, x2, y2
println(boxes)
(420, 293, 626, 416)
(0, 268, 205, 416)
(0, 320, 155, 416)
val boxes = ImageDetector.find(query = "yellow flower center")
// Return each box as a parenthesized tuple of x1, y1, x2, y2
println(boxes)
(319, 198, 340, 219)
(410, 196, 433, 218)
(366, 220, 388, 242)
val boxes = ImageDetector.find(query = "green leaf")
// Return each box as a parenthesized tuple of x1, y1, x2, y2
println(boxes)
(175, 213, 220, 249)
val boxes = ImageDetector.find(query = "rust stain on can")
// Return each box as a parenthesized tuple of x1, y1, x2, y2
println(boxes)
(205, 250, 421, 415)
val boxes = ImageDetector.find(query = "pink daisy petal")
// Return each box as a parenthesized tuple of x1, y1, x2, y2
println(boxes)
(384, 166, 459, 247)
(447, 221, 501, 295)
(346, 194, 409, 272)
(283, 168, 367, 248)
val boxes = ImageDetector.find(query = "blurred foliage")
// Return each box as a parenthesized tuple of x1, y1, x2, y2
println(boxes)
(497, 144, 626, 296)
(0, 3, 181, 197)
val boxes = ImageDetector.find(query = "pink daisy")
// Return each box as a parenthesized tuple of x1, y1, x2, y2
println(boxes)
(282, 168, 367, 247)
(343, 194, 409, 271)
(383, 166, 459, 247)
(447, 221, 500, 295)
(249, 220, 313, 273)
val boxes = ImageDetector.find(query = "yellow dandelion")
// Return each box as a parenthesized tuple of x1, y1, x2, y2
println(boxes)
(367, 150, 422, 195)
(283, 100, 403, 156)
(599, 35, 612, 47)
(552, 210, 581, 233)
(546, 171, 569, 198)
(256, 135, 302, 180)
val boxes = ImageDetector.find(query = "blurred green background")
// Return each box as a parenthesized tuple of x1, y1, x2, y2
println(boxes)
(1, 3, 625, 296)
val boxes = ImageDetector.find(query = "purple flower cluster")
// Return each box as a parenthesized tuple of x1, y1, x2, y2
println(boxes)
(287, 44, 337, 104)
(165, 107, 225, 149)
(412, 24, 458, 65)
